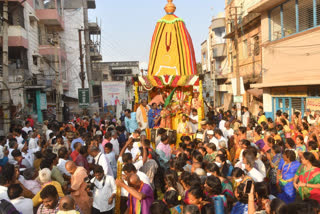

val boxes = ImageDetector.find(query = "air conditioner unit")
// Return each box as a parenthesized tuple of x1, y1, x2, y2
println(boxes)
(15, 75, 23, 82)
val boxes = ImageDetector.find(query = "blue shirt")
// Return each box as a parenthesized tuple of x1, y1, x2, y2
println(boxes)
(71, 137, 84, 151)
(125, 112, 138, 133)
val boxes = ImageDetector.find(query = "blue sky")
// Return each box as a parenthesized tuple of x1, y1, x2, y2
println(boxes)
(89, 0, 225, 65)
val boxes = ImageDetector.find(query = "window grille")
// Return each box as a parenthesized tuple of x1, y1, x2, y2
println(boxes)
(299, 0, 314, 31)
(253, 35, 260, 56)
(270, 7, 282, 41)
(292, 98, 303, 113)
(283, 0, 296, 36)
(317, 0, 320, 25)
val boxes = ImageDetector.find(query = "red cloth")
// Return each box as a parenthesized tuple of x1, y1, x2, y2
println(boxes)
(70, 150, 79, 162)
(26, 118, 34, 127)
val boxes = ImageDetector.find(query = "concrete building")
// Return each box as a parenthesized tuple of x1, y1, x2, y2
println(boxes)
(201, 13, 229, 107)
(0, 0, 67, 123)
(250, 0, 320, 119)
(224, 0, 263, 114)
(63, 0, 100, 115)
(94, 61, 140, 110)
(0, 0, 98, 127)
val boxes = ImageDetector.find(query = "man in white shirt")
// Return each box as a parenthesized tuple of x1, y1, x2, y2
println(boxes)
(0, 174, 9, 200)
(11, 149, 31, 169)
(214, 129, 228, 149)
(45, 124, 53, 141)
(110, 130, 120, 157)
(57, 147, 71, 177)
(223, 121, 234, 139)
(21, 143, 33, 168)
(136, 99, 150, 133)
(219, 118, 226, 133)
(122, 163, 151, 186)
(242, 107, 250, 127)
(8, 183, 33, 214)
(244, 151, 264, 182)
(104, 143, 117, 178)
(207, 130, 219, 149)
(22, 121, 33, 134)
(91, 165, 116, 213)
(189, 109, 199, 134)
(8, 139, 18, 164)
(89, 146, 114, 177)
(28, 132, 39, 152)
(120, 163, 151, 200)
(118, 137, 141, 166)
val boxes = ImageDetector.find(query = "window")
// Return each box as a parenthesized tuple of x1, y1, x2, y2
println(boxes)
(270, 6, 281, 41)
(317, 0, 320, 25)
(242, 39, 248, 59)
(269, 0, 318, 41)
(299, 0, 314, 31)
(33, 56, 38, 66)
(253, 35, 260, 56)
(283, 0, 296, 36)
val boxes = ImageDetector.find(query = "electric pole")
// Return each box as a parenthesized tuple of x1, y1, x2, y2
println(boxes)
(82, 0, 93, 103)
(2, 0, 10, 134)
(51, 34, 63, 122)
(78, 29, 85, 88)
(233, 7, 242, 119)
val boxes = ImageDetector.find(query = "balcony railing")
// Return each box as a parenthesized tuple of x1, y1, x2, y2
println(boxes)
(211, 18, 225, 29)
(90, 44, 102, 61)
(212, 43, 227, 58)
(35, 0, 62, 15)
(35, 0, 63, 28)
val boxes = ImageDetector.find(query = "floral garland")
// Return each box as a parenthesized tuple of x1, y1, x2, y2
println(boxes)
(134, 82, 139, 104)
(157, 17, 185, 24)
(141, 75, 199, 87)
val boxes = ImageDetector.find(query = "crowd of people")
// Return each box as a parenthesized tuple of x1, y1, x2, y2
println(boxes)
(0, 100, 320, 214)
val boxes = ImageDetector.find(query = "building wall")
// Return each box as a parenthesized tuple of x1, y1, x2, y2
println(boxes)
(225, 0, 262, 113)
(260, 12, 320, 86)
(25, 2, 40, 76)
(62, 8, 87, 99)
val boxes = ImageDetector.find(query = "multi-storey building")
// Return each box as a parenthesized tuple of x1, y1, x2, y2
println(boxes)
(0, 0, 98, 128)
(225, 0, 263, 114)
(201, 13, 229, 108)
(250, 0, 320, 119)
(63, 0, 99, 115)
(94, 61, 140, 110)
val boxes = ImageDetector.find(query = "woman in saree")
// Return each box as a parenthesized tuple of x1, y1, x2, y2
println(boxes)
(277, 150, 301, 203)
(294, 152, 320, 203)
(266, 144, 282, 195)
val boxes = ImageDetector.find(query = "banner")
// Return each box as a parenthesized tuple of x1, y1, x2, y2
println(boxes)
(306, 98, 320, 111)
(102, 81, 126, 118)
(78, 88, 89, 108)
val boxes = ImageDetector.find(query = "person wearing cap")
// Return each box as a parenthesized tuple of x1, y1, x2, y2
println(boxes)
(207, 130, 219, 150)
(177, 114, 192, 134)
